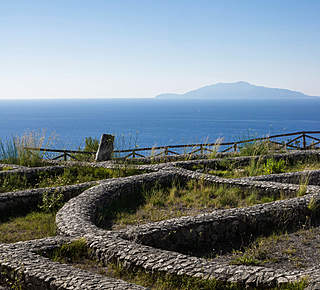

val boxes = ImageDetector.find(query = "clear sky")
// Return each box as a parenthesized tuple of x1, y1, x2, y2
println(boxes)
(1, 0, 319, 99)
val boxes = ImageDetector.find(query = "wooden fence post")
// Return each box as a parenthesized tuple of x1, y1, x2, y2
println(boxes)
(302, 133, 306, 150)
(233, 143, 238, 152)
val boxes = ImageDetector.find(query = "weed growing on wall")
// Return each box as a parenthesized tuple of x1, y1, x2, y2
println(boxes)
(307, 197, 320, 216)
(51, 238, 89, 263)
(298, 174, 310, 197)
(1, 263, 24, 290)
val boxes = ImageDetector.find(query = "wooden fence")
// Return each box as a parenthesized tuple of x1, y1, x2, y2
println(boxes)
(25, 130, 320, 161)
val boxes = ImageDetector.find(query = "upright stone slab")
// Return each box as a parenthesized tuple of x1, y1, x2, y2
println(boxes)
(95, 134, 114, 161)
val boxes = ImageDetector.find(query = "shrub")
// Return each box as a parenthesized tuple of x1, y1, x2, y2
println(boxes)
(73, 137, 99, 161)
(39, 190, 64, 213)
(239, 141, 270, 156)
(83, 137, 99, 152)
(263, 159, 286, 175)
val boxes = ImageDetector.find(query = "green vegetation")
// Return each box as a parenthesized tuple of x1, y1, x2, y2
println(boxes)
(39, 190, 65, 213)
(0, 211, 56, 243)
(263, 158, 286, 174)
(0, 166, 142, 193)
(0, 184, 96, 244)
(0, 166, 13, 171)
(83, 137, 99, 152)
(194, 156, 320, 178)
(107, 262, 237, 290)
(97, 179, 299, 230)
(0, 130, 55, 167)
(0, 165, 142, 242)
(51, 238, 89, 263)
(73, 137, 100, 161)
(307, 196, 320, 215)
(229, 226, 320, 273)
(297, 174, 310, 197)
(231, 232, 284, 266)
(238, 140, 272, 156)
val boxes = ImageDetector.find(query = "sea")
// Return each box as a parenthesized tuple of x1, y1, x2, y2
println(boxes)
(0, 98, 320, 151)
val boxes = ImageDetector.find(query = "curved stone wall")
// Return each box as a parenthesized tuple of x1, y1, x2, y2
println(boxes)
(0, 164, 149, 289)
(56, 167, 320, 288)
(0, 182, 97, 221)
(242, 170, 320, 186)
(0, 237, 145, 289)
(2, 151, 320, 289)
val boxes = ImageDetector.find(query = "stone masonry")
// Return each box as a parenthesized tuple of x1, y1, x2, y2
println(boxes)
(1, 150, 320, 289)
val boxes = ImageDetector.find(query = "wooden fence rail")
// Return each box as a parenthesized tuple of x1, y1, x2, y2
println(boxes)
(24, 130, 320, 161)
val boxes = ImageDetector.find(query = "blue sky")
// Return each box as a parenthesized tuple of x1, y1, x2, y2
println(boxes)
(1, 0, 319, 99)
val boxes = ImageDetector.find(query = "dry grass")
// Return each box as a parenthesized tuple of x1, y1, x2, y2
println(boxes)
(226, 227, 320, 271)
(0, 211, 56, 243)
(98, 180, 285, 230)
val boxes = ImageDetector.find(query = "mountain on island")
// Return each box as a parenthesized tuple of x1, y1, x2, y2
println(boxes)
(156, 81, 317, 100)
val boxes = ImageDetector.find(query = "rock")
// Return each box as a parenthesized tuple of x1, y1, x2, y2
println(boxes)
(95, 134, 114, 161)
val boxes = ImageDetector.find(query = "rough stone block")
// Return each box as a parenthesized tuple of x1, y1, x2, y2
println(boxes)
(95, 134, 114, 161)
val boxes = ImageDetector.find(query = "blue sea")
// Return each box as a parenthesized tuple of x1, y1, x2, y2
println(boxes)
(0, 98, 320, 150)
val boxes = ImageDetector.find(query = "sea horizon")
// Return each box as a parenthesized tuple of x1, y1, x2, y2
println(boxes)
(1, 98, 320, 151)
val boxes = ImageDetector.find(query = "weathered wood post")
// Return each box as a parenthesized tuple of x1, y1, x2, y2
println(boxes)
(233, 143, 238, 152)
(200, 144, 204, 154)
(95, 134, 115, 161)
(302, 133, 306, 150)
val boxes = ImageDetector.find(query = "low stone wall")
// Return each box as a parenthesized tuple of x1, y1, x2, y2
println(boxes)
(0, 166, 66, 183)
(123, 192, 319, 255)
(0, 237, 145, 289)
(0, 182, 97, 221)
(55, 167, 320, 288)
(242, 169, 320, 186)
(165, 149, 320, 171)
(56, 170, 183, 237)
(122, 149, 320, 164)
(0, 163, 152, 289)
(0, 163, 27, 170)
(0, 163, 149, 221)
(2, 151, 320, 289)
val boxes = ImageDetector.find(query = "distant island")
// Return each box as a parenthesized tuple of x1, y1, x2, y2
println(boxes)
(156, 81, 318, 100)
